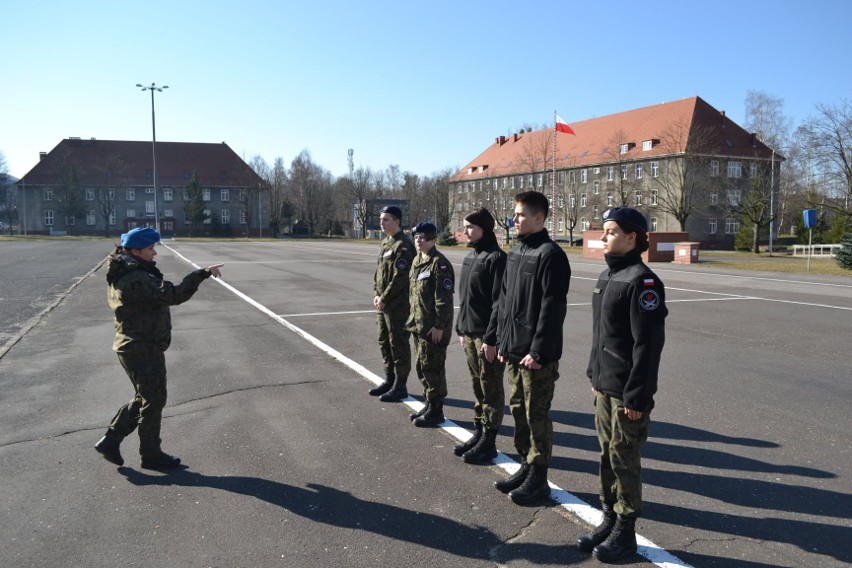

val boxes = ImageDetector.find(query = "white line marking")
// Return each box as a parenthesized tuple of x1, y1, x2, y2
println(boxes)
(165, 243, 694, 568)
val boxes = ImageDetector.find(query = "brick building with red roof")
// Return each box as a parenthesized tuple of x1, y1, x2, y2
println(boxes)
(449, 96, 782, 248)
(16, 138, 268, 237)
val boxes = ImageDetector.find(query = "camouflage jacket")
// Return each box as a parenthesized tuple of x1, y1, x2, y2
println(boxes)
(374, 231, 415, 307)
(106, 253, 210, 353)
(406, 248, 455, 337)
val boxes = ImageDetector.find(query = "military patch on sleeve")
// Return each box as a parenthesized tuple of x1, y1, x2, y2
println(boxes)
(639, 289, 661, 311)
(442, 278, 454, 291)
(396, 258, 409, 271)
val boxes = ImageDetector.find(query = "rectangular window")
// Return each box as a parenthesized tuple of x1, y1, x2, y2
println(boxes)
(183, 190, 189, 201)
(126, 208, 136, 218)
(635, 191, 642, 206)
(44, 189, 54, 201)
(619, 143, 629, 154)
(750, 162, 758, 178)
(557, 172, 564, 184)
(107, 189, 115, 200)
(557, 195, 564, 207)
(710, 192, 718, 206)
(651, 161, 659, 177)
(145, 201, 155, 214)
(725, 218, 740, 234)
(86, 210, 96, 225)
(593, 205, 599, 219)
(651, 189, 658, 206)
(710, 160, 720, 177)
(164, 209, 174, 218)
(727, 161, 742, 178)
(537, 174, 543, 187)
(85, 189, 95, 201)
(240, 209, 247, 224)
(569, 171, 576, 184)
(44, 210, 54, 226)
(606, 192, 613, 206)
(621, 165, 628, 180)
(593, 167, 600, 174)
(108, 210, 115, 225)
(203, 209, 211, 224)
(163, 187, 173, 201)
(593, 180, 600, 194)
(580, 169, 587, 183)
(636, 164, 643, 179)
(580, 193, 587, 207)
(202, 188, 211, 201)
(126, 188, 135, 201)
(145, 187, 154, 194)
(518, 176, 524, 189)
(727, 189, 741, 207)
(221, 208, 230, 224)
(239, 190, 247, 201)
(569, 195, 576, 208)
(66, 215, 75, 226)
(709, 218, 717, 234)
(221, 189, 230, 202)
(607, 166, 614, 181)
(527, 175, 533, 187)
(510, 177, 515, 190)
(581, 217, 589, 231)
(642, 140, 653, 151)
(650, 217, 658, 231)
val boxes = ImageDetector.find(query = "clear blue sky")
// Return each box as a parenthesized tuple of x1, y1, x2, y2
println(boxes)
(3, 0, 850, 180)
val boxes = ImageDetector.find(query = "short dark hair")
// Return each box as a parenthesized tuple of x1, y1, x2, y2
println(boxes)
(514, 190, 549, 219)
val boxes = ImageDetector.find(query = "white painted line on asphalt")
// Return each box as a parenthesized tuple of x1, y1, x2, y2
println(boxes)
(166, 244, 694, 568)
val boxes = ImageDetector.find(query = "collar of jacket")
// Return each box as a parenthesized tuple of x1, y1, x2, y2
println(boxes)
(469, 231, 498, 252)
(604, 249, 643, 272)
(518, 228, 550, 247)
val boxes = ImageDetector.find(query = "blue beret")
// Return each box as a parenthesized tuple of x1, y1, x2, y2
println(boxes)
(379, 205, 403, 220)
(412, 222, 438, 236)
(602, 207, 648, 232)
(121, 227, 161, 249)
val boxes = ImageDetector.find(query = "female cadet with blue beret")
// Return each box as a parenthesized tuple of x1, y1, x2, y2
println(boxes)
(94, 227, 223, 469)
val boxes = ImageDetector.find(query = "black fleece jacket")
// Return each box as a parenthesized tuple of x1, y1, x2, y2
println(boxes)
(455, 232, 506, 344)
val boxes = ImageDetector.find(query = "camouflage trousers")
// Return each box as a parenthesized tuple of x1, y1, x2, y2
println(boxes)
(462, 335, 505, 431)
(108, 347, 168, 458)
(413, 335, 448, 400)
(507, 360, 558, 466)
(377, 306, 411, 380)
(594, 391, 650, 519)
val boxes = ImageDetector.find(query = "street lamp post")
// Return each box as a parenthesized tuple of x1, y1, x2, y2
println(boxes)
(136, 82, 168, 232)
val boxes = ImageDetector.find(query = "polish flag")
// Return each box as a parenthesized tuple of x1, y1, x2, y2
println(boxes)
(556, 114, 576, 135)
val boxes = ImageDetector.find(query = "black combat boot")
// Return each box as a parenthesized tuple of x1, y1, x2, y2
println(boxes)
(463, 428, 498, 464)
(576, 503, 616, 552)
(94, 432, 124, 466)
(379, 375, 408, 402)
(369, 373, 394, 396)
(410, 400, 430, 421)
(413, 398, 444, 427)
(508, 464, 551, 505)
(141, 451, 182, 470)
(593, 515, 637, 563)
(453, 422, 483, 456)
(494, 461, 530, 494)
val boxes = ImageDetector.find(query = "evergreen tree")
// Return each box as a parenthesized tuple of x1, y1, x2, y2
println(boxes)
(437, 225, 458, 246)
(183, 171, 208, 236)
(836, 232, 852, 270)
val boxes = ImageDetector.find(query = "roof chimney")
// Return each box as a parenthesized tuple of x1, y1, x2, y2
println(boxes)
(720, 110, 726, 127)
(750, 133, 757, 147)
(513, 133, 519, 142)
(39, 152, 47, 161)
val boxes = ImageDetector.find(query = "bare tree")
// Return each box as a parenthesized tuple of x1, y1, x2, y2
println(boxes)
(737, 172, 774, 253)
(267, 157, 290, 237)
(652, 118, 717, 230)
(287, 150, 332, 236)
(798, 100, 852, 222)
(239, 155, 270, 237)
(516, 131, 553, 192)
(744, 90, 792, 150)
(347, 166, 375, 238)
(0, 152, 16, 235)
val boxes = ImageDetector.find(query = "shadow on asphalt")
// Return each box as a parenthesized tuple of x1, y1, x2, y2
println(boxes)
(118, 468, 578, 565)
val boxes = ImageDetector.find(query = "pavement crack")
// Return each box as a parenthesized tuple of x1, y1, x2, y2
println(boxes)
(487, 508, 545, 566)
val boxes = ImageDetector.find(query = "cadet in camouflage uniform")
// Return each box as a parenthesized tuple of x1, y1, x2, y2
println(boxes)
(495, 191, 570, 505)
(370, 205, 416, 402)
(406, 222, 455, 427)
(94, 227, 223, 469)
(577, 208, 667, 564)
(453, 208, 506, 464)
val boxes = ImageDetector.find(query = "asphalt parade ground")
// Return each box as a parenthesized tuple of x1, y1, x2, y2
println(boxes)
(1, 239, 850, 568)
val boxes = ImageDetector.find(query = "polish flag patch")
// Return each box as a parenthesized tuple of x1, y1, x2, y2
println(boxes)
(643, 278, 655, 287)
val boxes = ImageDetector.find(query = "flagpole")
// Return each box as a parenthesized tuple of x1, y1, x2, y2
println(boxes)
(552, 110, 557, 234)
